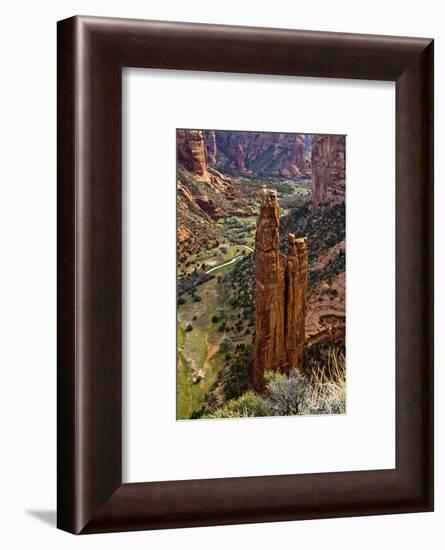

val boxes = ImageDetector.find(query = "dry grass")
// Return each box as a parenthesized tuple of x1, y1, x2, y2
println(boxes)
(302, 347, 346, 415)
(203, 349, 346, 419)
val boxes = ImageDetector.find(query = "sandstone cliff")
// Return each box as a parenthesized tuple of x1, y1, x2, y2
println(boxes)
(177, 129, 210, 180)
(205, 130, 217, 165)
(311, 135, 346, 208)
(252, 188, 308, 391)
(214, 131, 311, 178)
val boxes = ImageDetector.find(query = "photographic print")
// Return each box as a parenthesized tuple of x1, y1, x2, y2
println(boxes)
(177, 129, 346, 420)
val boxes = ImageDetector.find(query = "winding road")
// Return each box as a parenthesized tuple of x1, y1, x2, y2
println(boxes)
(205, 245, 253, 275)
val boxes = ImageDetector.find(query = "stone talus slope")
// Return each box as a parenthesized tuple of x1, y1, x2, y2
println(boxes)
(252, 188, 308, 391)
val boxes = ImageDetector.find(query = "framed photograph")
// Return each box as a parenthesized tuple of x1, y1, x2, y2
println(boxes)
(57, 16, 434, 534)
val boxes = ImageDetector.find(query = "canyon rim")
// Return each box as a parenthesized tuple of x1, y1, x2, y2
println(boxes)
(177, 129, 346, 420)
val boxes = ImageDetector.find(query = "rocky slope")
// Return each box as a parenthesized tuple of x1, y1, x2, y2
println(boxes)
(177, 129, 252, 263)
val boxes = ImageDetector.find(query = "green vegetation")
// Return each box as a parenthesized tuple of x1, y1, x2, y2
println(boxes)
(204, 351, 346, 419)
(177, 277, 233, 418)
(281, 202, 346, 263)
(177, 325, 184, 349)
(219, 216, 256, 247)
(204, 391, 270, 419)
(177, 252, 257, 419)
(221, 344, 252, 401)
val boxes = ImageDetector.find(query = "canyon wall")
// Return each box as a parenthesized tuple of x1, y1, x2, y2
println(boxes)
(311, 135, 346, 208)
(252, 188, 308, 392)
(177, 129, 210, 180)
(208, 131, 310, 178)
(205, 130, 217, 165)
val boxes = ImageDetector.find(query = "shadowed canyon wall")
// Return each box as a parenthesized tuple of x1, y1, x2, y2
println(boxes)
(311, 135, 346, 208)
(252, 188, 308, 391)
(206, 130, 311, 178)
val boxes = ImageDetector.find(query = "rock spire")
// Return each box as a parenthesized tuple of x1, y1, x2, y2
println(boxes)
(252, 188, 308, 391)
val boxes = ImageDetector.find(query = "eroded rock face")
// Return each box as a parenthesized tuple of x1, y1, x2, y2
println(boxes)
(286, 234, 308, 372)
(305, 272, 345, 346)
(236, 143, 247, 174)
(215, 132, 311, 178)
(252, 188, 308, 391)
(311, 135, 346, 208)
(205, 130, 217, 165)
(177, 129, 209, 180)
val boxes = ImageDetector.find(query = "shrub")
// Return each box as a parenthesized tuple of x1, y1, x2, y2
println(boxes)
(219, 337, 233, 352)
(211, 315, 219, 323)
(185, 324, 193, 332)
(263, 353, 346, 416)
(193, 295, 202, 302)
(177, 296, 186, 305)
(264, 370, 308, 416)
(204, 391, 270, 419)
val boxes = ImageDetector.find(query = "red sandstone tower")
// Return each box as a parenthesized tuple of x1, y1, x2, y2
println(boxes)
(252, 188, 308, 392)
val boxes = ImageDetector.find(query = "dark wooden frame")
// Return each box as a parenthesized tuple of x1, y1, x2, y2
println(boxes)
(57, 15, 434, 534)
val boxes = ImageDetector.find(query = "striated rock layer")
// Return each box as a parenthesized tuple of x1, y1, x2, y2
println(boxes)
(252, 188, 308, 391)
(213, 131, 311, 178)
(305, 272, 345, 346)
(311, 135, 346, 208)
(177, 129, 209, 180)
